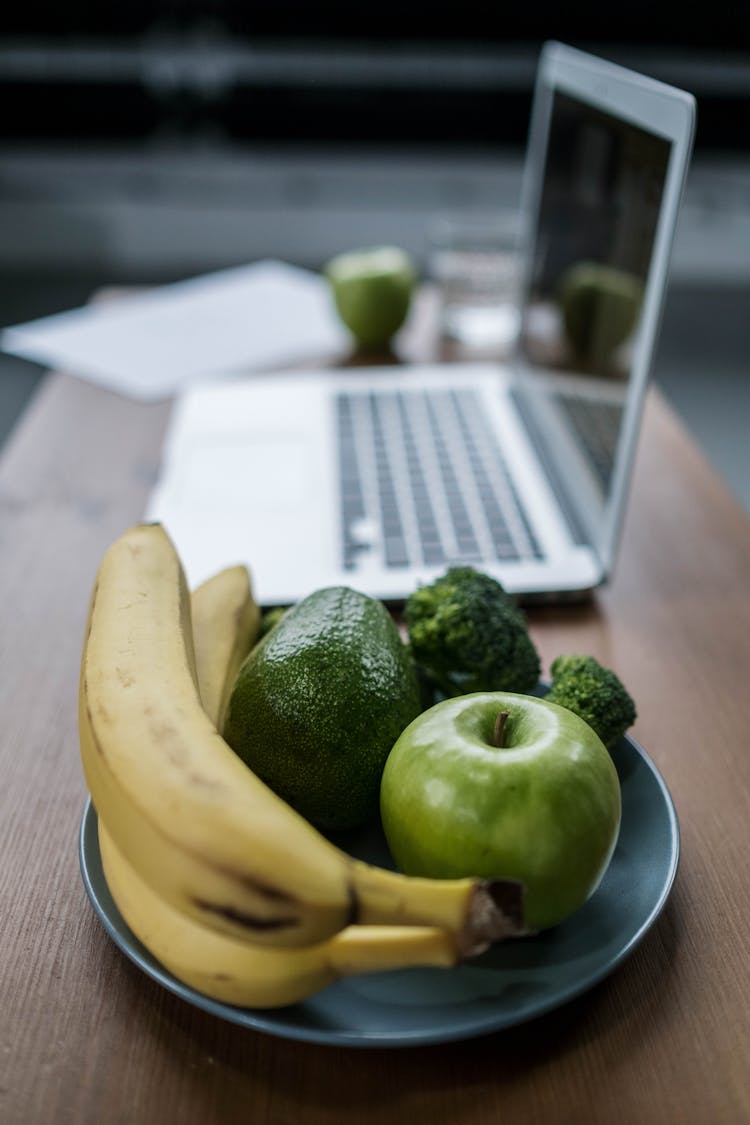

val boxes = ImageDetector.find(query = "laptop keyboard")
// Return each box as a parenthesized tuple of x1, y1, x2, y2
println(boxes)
(553, 392, 622, 493)
(336, 386, 543, 570)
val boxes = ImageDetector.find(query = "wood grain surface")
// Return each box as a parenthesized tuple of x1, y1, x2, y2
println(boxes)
(1, 362, 749, 1125)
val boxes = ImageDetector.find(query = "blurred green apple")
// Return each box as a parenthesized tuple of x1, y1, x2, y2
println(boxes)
(325, 246, 416, 351)
(380, 691, 622, 932)
(559, 261, 643, 367)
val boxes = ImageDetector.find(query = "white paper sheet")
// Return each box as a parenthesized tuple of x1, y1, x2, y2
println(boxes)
(0, 260, 349, 401)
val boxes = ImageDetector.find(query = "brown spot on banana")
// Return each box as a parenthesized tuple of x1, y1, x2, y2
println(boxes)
(85, 699, 108, 756)
(193, 868, 360, 935)
(192, 898, 301, 933)
(115, 666, 136, 688)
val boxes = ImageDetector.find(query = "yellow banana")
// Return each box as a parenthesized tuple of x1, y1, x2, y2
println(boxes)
(98, 817, 458, 1008)
(190, 564, 260, 731)
(79, 523, 525, 954)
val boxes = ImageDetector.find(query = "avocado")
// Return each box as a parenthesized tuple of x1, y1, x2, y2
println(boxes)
(224, 586, 422, 832)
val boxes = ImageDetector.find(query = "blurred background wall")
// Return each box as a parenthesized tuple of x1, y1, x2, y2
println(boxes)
(1, 5, 749, 505)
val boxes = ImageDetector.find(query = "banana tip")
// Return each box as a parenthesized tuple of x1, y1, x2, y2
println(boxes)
(462, 879, 528, 957)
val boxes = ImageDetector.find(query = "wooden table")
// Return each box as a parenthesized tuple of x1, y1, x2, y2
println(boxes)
(2, 333, 750, 1123)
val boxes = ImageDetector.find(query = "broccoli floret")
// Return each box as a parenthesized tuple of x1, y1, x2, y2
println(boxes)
(404, 566, 541, 698)
(257, 606, 289, 639)
(546, 654, 636, 748)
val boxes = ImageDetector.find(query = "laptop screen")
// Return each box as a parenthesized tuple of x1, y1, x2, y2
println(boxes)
(514, 81, 675, 566)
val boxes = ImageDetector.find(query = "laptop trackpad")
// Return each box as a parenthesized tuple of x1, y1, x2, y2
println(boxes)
(177, 433, 312, 511)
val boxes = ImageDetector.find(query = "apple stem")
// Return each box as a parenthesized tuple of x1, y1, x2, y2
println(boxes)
(494, 710, 510, 749)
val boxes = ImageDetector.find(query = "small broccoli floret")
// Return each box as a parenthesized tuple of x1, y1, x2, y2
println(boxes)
(404, 566, 541, 698)
(546, 654, 636, 748)
(257, 606, 289, 640)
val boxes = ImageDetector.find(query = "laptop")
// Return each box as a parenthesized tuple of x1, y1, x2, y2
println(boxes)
(146, 42, 696, 606)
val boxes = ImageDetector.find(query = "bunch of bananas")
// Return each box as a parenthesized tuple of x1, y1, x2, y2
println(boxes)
(80, 524, 525, 1008)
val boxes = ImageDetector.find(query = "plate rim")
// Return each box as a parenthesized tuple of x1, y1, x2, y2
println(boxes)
(78, 732, 680, 1048)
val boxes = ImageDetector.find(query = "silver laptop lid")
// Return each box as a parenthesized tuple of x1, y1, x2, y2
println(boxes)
(512, 42, 696, 578)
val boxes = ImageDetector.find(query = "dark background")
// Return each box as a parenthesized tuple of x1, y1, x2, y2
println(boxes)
(2, 6, 750, 151)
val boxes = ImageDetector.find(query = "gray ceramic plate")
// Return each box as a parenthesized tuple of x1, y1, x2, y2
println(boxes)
(79, 732, 678, 1048)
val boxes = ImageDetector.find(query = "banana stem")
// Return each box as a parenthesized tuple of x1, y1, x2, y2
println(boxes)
(350, 861, 527, 957)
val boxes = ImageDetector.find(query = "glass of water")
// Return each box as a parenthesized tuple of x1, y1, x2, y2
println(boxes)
(428, 210, 523, 354)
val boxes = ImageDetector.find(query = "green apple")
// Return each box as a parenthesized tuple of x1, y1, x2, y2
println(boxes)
(380, 691, 621, 932)
(559, 261, 643, 366)
(324, 246, 416, 351)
